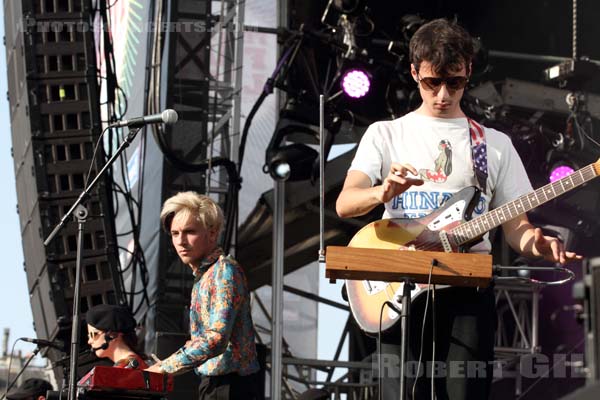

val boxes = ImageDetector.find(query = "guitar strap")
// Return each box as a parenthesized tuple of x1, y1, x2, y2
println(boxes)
(467, 118, 488, 194)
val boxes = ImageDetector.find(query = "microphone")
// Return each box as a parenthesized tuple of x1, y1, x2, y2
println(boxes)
(91, 334, 114, 352)
(21, 337, 64, 350)
(91, 342, 109, 351)
(110, 109, 178, 128)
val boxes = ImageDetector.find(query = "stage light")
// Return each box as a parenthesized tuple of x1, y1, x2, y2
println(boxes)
(264, 123, 320, 182)
(545, 149, 578, 184)
(341, 69, 371, 99)
(543, 58, 599, 87)
(266, 143, 318, 181)
(549, 164, 575, 183)
(272, 162, 291, 181)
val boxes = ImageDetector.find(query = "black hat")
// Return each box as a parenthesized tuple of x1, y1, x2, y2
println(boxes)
(85, 304, 136, 333)
(6, 378, 53, 399)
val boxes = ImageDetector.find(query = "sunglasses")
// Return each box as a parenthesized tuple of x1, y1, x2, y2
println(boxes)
(88, 330, 102, 341)
(417, 74, 469, 92)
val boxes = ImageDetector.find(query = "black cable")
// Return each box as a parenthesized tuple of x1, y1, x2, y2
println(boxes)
(238, 90, 269, 176)
(238, 35, 303, 175)
(573, 113, 600, 150)
(142, 0, 241, 250)
(92, 1, 147, 312)
(112, 134, 141, 308)
(111, 155, 149, 306)
(150, 122, 241, 252)
(83, 126, 110, 188)
(431, 284, 436, 399)
(378, 301, 386, 400)
(107, 0, 121, 10)
(2, 340, 19, 398)
(377, 299, 403, 400)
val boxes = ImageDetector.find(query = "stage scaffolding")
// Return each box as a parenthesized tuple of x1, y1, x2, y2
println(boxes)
(186, 2, 576, 399)
(205, 0, 245, 204)
(202, 10, 546, 400)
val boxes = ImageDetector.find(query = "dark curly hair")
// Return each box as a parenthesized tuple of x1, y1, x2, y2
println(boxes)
(409, 18, 474, 76)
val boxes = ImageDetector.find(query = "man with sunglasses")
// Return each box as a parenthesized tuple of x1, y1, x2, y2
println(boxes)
(336, 18, 580, 399)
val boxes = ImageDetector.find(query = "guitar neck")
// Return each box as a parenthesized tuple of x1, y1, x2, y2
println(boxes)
(451, 162, 599, 245)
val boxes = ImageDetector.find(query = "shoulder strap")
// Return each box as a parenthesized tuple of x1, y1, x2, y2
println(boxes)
(467, 118, 488, 194)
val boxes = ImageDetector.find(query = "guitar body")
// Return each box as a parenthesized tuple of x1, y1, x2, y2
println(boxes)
(344, 158, 600, 335)
(346, 186, 481, 335)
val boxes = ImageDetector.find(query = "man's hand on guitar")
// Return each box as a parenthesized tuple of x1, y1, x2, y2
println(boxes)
(532, 228, 582, 264)
(380, 163, 424, 203)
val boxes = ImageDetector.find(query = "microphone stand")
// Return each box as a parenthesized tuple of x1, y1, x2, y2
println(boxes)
(43, 127, 142, 400)
(1, 347, 41, 400)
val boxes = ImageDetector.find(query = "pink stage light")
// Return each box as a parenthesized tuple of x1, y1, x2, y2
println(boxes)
(341, 69, 371, 99)
(549, 165, 575, 183)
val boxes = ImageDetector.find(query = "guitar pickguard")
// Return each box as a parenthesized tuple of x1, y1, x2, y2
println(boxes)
(426, 199, 467, 231)
(362, 280, 387, 295)
(361, 281, 401, 320)
(360, 281, 424, 321)
(344, 187, 482, 335)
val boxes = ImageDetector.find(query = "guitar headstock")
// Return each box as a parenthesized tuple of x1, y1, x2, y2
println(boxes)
(595, 158, 600, 176)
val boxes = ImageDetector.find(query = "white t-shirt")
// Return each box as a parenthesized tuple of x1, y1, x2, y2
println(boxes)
(349, 111, 533, 253)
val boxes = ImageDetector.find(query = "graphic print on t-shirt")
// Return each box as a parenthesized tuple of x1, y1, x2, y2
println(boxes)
(418, 139, 452, 183)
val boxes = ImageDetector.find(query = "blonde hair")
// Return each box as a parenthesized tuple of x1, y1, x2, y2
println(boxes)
(160, 191, 224, 234)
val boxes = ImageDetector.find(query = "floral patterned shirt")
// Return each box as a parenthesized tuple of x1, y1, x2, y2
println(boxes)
(160, 247, 259, 376)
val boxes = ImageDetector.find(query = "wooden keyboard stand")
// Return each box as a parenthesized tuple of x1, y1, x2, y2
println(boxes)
(325, 245, 492, 400)
(325, 245, 492, 287)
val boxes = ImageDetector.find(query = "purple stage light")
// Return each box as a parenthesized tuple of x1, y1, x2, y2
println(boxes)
(549, 165, 575, 183)
(341, 69, 371, 98)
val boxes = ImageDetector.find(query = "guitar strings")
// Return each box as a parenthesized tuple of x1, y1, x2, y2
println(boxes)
(399, 165, 598, 254)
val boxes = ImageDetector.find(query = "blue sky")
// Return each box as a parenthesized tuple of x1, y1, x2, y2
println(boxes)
(0, 8, 38, 356)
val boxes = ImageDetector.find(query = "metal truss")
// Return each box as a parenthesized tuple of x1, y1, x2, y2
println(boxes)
(253, 289, 379, 399)
(255, 280, 547, 399)
(282, 357, 377, 400)
(493, 278, 542, 397)
(206, 0, 245, 195)
(495, 279, 541, 356)
(189, 2, 380, 398)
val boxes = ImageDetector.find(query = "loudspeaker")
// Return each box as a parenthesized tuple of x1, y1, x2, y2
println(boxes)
(136, 0, 212, 358)
(5, 0, 124, 375)
(583, 257, 600, 382)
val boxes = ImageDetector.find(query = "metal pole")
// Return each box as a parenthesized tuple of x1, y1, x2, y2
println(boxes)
(272, 1, 287, 394)
(489, 50, 573, 64)
(271, 180, 285, 399)
(572, 0, 578, 60)
(399, 280, 414, 400)
(68, 205, 88, 400)
(532, 286, 539, 352)
(318, 94, 325, 264)
(0, 348, 41, 400)
(43, 127, 141, 398)
(231, 0, 245, 164)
